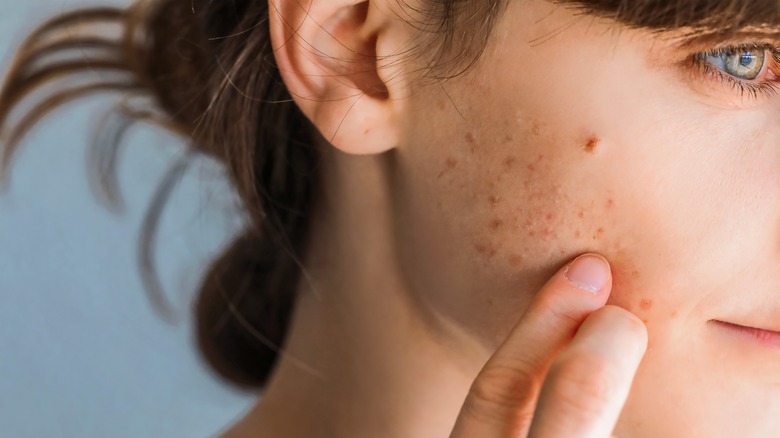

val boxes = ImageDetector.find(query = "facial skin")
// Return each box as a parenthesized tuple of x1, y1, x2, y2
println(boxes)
(233, 0, 780, 437)
(394, 1, 780, 435)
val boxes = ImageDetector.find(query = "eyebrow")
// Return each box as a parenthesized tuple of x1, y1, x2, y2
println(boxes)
(557, 0, 780, 32)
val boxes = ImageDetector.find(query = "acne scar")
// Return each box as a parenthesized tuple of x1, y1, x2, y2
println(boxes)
(584, 135, 600, 153)
(508, 254, 525, 267)
(504, 156, 517, 169)
(474, 242, 497, 259)
(640, 299, 653, 310)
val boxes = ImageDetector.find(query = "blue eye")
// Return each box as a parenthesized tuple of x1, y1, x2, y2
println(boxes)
(700, 48, 766, 80)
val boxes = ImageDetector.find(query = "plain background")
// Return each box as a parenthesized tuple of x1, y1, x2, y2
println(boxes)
(0, 1, 258, 436)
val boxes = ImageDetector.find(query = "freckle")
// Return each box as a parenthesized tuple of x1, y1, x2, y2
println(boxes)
(437, 100, 447, 110)
(528, 231, 535, 236)
(509, 254, 525, 266)
(578, 211, 585, 218)
(545, 212, 554, 220)
(504, 156, 517, 168)
(631, 270, 640, 279)
(642, 318, 649, 325)
(584, 135, 600, 153)
(446, 157, 458, 169)
(487, 298, 494, 305)
(364, 128, 370, 134)
(575, 230, 581, 238)
(597, 227, 604, 235)
(640, 299, 653, 310)
(606, 198, 615, 209)
(465, 132, 476, 143)
(489, 219, 504, 230)
(504, 135, 514, 143)
(526, 163, 536, 172)
(671, 311, 679, 318)
(559, 249, 565, 254)
(489, 195, 500, 207)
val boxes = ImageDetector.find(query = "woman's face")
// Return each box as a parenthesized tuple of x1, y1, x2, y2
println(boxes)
(389, 0, 780, 435)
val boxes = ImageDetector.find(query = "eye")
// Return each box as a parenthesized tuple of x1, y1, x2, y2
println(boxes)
(699, 48, 767, 80)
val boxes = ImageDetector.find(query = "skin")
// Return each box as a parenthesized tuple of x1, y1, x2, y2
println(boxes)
(223, 0, 780, 436)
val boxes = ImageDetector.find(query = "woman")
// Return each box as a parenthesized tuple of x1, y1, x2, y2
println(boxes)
(2, 0, 779, 436)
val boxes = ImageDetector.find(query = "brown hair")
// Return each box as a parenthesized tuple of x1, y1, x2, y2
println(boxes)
(2, 0, 778, 391)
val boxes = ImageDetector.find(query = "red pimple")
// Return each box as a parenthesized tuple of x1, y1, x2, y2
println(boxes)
(545, 212, 555, 220)
(584, 135, 600, 153)
(640, 299, 653, 310)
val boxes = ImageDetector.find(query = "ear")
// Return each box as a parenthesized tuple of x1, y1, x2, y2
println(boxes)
(268, 0, 407, 155)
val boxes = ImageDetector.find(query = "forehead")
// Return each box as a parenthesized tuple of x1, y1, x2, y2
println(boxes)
(560, 0, 780, 31)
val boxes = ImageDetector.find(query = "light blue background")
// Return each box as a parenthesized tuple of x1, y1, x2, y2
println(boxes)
(0, 1, 257, 436)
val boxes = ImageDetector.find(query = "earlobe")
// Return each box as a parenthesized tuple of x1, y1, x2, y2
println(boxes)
(268, 0, 404, 155)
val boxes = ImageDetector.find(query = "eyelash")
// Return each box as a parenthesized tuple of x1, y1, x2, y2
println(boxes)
(692, 43, 780, 99)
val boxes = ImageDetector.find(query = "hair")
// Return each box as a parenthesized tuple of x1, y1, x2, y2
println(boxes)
(1, 0, 778, 391)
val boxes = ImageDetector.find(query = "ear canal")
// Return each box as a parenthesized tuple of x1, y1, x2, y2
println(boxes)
(315, 1, 388, 99)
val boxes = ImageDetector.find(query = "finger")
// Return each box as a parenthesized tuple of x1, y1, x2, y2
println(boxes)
(528, 305, 648, 438)
(451, 254, 613, 437)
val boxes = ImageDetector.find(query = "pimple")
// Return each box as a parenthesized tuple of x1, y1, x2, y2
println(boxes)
(640, 299, 653, 310)
(489, 218, 504, 230)
(527, 163, 536, 171)
(584, 135, 600, 153)
(607, 198, 615, 209)
(488, 195, 500, 207)
(578, 211, 585, 219)
(545, 212, 555, 220)
(575, 230, 582, 238)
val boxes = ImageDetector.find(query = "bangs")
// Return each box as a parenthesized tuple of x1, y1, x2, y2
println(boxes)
(559, 0, 780, 32)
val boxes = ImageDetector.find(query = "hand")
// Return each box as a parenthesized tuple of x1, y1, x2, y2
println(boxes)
(450, 254, 647, 437)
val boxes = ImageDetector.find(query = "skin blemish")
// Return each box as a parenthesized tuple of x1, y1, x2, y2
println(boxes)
(489, 218, 504, 230)
(640, 299, 653, 310)
(504, 135, 514, 143)
(474, 242, 497, 259)
(465, 132, 477, 154)
(527, 163, 536, 171)
(537, 154, 545, 161)
(437, 157, 459, 179)
(607, 198, 615, 209)
(671, 311, 679, 318)
(531, 122, 544, 136)
(578, 210, 585, 219)
(508, 254, 525, 267)
(503, 156, 517, 169)
(545, 212, 555, 220)
(592, 227, 605, 240)
(488, 195, 500, 208)
(575, 230, 582, 238)
(584, 135, 600, 153)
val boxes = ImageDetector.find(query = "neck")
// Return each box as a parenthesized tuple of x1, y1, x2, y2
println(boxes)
(222, 146, 485, 437)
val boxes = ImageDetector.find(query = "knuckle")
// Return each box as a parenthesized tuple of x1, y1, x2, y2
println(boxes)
(463, 364, 540, 425)
(546, 353, 619, 421)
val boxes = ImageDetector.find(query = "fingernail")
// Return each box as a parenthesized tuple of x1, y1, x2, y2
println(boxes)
(563, 254, 610, 294)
